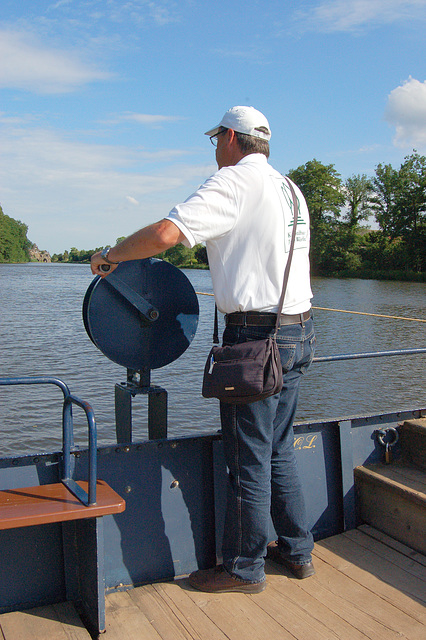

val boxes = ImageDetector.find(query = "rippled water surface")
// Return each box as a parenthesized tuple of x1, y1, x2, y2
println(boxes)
(1, 263, 424, 456)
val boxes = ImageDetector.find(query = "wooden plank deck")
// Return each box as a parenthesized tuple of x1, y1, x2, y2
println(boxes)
(0, 601, 91, 640)
(1, 526, 425, 640)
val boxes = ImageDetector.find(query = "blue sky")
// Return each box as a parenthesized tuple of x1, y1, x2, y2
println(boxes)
(1, 0, 425, 253)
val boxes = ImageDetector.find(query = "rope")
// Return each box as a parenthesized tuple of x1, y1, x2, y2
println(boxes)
(195, 292, 426, 323)
(313, 306, 426, 323)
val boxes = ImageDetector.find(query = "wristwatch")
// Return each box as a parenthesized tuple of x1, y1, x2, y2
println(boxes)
(100, 246, 120, 265)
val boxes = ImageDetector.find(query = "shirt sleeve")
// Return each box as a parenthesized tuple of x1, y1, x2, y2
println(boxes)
(165, 170, 238, 248)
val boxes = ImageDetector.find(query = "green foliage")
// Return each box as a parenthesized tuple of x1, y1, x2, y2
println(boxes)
(372, 152, 425, 273)
(343, 174, 374, 228)
(288, 159, 346, 275)
(156, 243, 209, 268)
(194, 244, 208, 265)
(68, 247, 93, 262)
(156, 243, 198, 267)
(51, 247, 101, 262)
(288, 159, 345, 228)
(0, 205, 31, 263)
(50, 241, 209, 269)
(371, 163, 401, 234)
(287, 152, 425, 278)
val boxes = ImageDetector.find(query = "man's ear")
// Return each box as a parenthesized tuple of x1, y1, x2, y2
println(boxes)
(226, 129, 240, 155)
(226, 128, 236, 145)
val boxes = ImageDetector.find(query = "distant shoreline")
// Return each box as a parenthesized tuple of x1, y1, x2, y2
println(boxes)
(1, 261, 424, 282)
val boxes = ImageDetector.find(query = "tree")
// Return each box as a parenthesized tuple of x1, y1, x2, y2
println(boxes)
(68, 247, 80, 262)
(343, 174, 374, 228)
(0, 206, 32, 262)
(395, 152, 426, 272)
(371, 163, 400, 235)
(372, 152, 426, 272)
(158, 244, 196, 266)
(288, 159, 345, 275)
(194, 244, 208, 265)
(288, 159, 344, 230)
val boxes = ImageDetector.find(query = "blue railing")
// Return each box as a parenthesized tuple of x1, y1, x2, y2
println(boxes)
(313, 347, 426, 363)
(0, 376, 97, 505)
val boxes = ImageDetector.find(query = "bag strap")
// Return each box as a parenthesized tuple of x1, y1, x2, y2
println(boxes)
(213, 303, 219, 344)
(274, 178, 299, 333)
(212, 177, 300, 343)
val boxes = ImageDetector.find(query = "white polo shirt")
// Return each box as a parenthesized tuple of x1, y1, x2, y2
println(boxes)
(166, 154, 312, 315)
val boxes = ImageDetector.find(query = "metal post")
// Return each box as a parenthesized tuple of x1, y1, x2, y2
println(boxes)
(115, 368, 168, 443)
(148, 388, 168, 440)
(338, 419, 356, 531)
(115, 384, 133, 444)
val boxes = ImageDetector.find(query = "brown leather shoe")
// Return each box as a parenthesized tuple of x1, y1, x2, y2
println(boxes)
(267, 541, 315, 579)
(188, 565, 266, 593)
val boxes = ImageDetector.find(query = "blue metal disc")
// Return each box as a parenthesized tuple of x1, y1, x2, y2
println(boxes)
(83, 259, 199, 370)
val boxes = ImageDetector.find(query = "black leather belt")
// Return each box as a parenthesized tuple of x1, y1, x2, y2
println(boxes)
(225, 310, 311, 327)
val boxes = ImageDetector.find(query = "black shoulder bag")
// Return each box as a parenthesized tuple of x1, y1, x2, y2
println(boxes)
(202, 178, 299, 404)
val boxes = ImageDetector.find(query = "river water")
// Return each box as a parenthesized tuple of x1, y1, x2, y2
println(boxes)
(0, 263, 424, 456)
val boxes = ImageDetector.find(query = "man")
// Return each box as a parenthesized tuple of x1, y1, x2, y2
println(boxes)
(91, 106, 315, 593)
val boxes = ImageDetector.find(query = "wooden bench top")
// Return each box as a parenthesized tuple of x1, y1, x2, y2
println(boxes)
(0, 480, 125, 530)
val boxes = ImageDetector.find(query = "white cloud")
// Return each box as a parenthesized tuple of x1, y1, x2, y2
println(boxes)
(385, 77, 426, 148)
(49, 1, 73, 9)
(47, 0, 180, 27)
(212, 46, 270, 64)
(0, 124, 212, 252)
(0, 29, 110, 93)
(147, 2, 180, 26)
(296, 0, 426, 32)
(0, 112, 35, 125)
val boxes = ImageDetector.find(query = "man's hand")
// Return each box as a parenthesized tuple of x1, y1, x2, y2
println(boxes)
(90, 252, 119, 277)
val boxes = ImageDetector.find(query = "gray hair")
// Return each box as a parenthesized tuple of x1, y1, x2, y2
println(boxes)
(234, 130, 270, 158)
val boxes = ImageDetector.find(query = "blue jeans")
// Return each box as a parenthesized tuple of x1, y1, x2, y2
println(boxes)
(220, 316, 315, 583)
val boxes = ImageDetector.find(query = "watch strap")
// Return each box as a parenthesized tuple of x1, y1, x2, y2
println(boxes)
(101, 246, 120, 265)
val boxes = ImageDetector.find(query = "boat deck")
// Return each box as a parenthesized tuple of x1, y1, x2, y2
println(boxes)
(1, 525, 425, 640)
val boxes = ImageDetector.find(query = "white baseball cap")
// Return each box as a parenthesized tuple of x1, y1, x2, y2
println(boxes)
(205, 106, 271, 141)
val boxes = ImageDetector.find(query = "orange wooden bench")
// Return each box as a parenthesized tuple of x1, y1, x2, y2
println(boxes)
(0, 480, 125, 530)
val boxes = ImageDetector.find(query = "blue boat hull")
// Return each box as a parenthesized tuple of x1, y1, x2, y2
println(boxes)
(1, 406, 423, 614)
